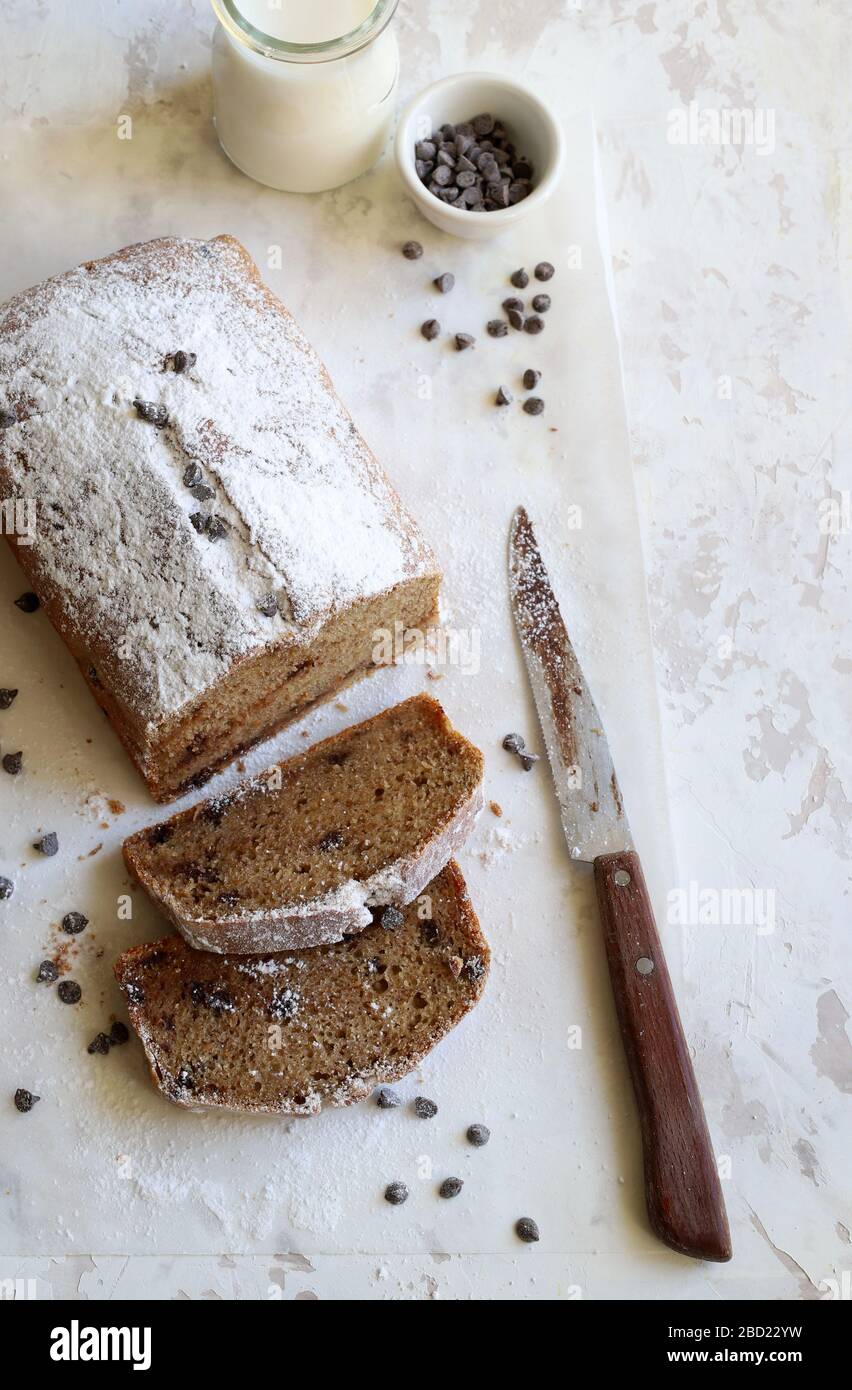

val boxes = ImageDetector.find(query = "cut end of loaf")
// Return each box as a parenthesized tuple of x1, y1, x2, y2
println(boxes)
(114, 862, 488, 1115)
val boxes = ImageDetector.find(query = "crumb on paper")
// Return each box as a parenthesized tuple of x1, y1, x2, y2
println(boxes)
(489, 801, 503, 817)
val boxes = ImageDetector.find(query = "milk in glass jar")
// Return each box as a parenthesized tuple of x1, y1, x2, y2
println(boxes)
(211, 1, 400, 192)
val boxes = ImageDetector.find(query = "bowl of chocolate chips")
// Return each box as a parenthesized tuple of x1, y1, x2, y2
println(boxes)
(395, 72, 564, 239)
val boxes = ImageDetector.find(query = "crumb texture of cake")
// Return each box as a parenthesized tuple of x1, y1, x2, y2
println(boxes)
(123, 695, 485, 953)
(114, 862, 488, 1115)
(0, 235, 440, 799)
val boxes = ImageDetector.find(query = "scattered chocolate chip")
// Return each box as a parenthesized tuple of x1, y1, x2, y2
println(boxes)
(534, 261, 555, 281)
(0, 877, 14, 900)
(205, 515, 229, 542)
(133, 399, 169, 427)
(190, 982, 206, 1007)
(207, 988, 234, 1014)
(176, 1066, 195, 1092)
(125, 982, 144, 1005)
(454, 332, 475, 351)
(33, 832, 58, 856)
(57, 980, 82, 1005)
(523, 397, 545, 416)
(420, 920, 440, 946)
(439, 1176, 463, 1199)
(516, 1216, 540, 1243)
(87, 1032, 111, 1056)
(61, 911, 88, 935)
(507, 308, 524, 331)
(109, 1021, 130, 1045)
(531, 293, 551, 313)
(381, 905, 404, 931)
(216, 890, 240, 908)
(269, 987, 299, 1021)
(510, 268, 529, 289)
(384, 1181, 409, 1205)
(421, 319, 441, 341)
(2, 751, 22, 775)
(402, 240, 423, 259)
(182, 463, 203, 488)
(413, 1096, 438, 1119)
(14, 592, 40, 613)
(466, 1123, 490, 1147)
(524, 315, 545, 335)
(495, 386, 513, 406)
(319, 830, 344, 852)
(486, 319, 508, 338)
(14, 1088, 39, 1113)
(502, 297, 524, 314)
(0, 408, 17, 429)
(463, 955, 486, 983)
(0, 689, 18, 709)
(502, 732, 525, 753)
(36, 959, 58, 983)
(519, 752, 539, 770)
(172, 350, 196, 373)
(523, 369, 541, 390)
(434, 273, 455, 294)
(256, 593, 278, 618)
(147, 823, 173, 847)
(189, 511, 208, 534)
(375, 1086, 402, 1109)
(191, 482, 215, 503)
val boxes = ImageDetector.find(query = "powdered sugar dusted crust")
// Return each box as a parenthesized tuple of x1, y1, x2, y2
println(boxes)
(0, 236, 438, 741)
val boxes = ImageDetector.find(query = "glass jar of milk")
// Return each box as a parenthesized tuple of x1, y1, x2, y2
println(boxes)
(211, 0, 399, 192)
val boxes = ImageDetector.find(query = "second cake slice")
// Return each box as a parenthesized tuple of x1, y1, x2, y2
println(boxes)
(123, 695, 484, 953)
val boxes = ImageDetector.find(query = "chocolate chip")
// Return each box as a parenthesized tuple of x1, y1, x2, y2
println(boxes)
(216, 890, 240, 908)
(133, 399, 169, 427)
(516, 1216, 540, 1243)
(507, 308, 524, 330)
(176, 1066, 195, 1092)
(256, 593, 278, 617)
(420, 919, 440, 946)
(37, 959, 58, 983)
(463, 955, 486, 983)
(125, 982, 144, 1005)
(207, 988, 234, 1014)
(534, 261, 555, 281)
(2, 751, 22, 775)
(205, 515, 229, 542)
(437, 148, 456, 169)
(519, 752, 539, 770)
(523, 369, 541, 390)
(190, 982, 206, 1007)
(0, 689, 18, 710)
(439, 1177, 463, 1199)
(0, 877, 14, 900)
(0, 408, 17, 429)
(466, 1123, 491, 1147)
(375, 1086, 402, 1109)
(269, 987, 299, 1021)
(402, 240, 423, 259)
(33, 832, 58, 856)
(486, 319, 508, 338)
(87, 1032, 111, 1056)
(57, 980, 82, 1005)
(439, 123, 456, 141)
(14, 592, 40, 613)
(147, 823, 173, 846)
(182, 462, 203, 488)
(109, 1021, 130, 1045)
(415, 159, 433, 179)
(432, 165, 453, 188)
(384, 1181, 409, 1205)
(502, 297, 524, 314)
(381, 905, 404, 931)
(421, 319, 441, 341)
(456, 170, 477, 188)
(319, 830, 344, 852)
(189, 511, 208, 534)
(532, 293, 551, 313)
(454, 333, 475, 351)
(172, 350, 196, 373)
(14, 1088, 39, 1113)
(473, 113, 495, 136)
(415, 141, 436, 161)
(502, 732, 525, 753)
(510, 268, 529, 289)
(523, 397, 545, 416)
(434, 272, 455, 294)
(524, 315, 545, 335)
(191, 482, 215, 503)
(61, 911, 88, 935)
(495, 386, 513, 406)
(413, 1095, 438, 1119)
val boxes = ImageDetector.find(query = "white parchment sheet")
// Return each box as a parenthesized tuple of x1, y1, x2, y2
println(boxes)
(0, 110, 676, 1256)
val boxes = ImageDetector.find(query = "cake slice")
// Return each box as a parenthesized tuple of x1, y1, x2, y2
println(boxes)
(114, 862, 488, 1115)
(0, 235, 441, 800)
(123, 695, 484, 953)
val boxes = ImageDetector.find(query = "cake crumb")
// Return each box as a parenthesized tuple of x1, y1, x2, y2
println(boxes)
(489, 801, 503, 817)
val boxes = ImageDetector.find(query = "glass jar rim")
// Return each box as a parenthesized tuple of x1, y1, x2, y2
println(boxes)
(211, 0, 399, 63)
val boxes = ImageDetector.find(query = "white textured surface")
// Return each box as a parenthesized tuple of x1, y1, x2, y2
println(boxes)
(0, 0, 849, 1301)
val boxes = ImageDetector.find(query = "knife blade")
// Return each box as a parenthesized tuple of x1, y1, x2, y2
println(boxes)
(509, 506, 731, 1263)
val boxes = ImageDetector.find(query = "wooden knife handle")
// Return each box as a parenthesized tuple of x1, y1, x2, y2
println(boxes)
(594, 849, 732, 1262)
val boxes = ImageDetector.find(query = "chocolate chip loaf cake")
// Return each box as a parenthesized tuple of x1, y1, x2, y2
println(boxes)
(114, 862, 488, 1115)
(0, 236, 440, 799)
(123, 695, 484, 953)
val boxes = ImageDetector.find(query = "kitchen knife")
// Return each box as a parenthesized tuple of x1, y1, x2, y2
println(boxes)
(509, 505, 732, 1263)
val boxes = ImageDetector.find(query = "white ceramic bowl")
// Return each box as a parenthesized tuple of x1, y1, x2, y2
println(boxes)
(394, 72, 564, 241)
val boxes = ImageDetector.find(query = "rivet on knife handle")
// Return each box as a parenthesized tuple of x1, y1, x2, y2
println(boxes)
(594, 850, 732, 1262)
